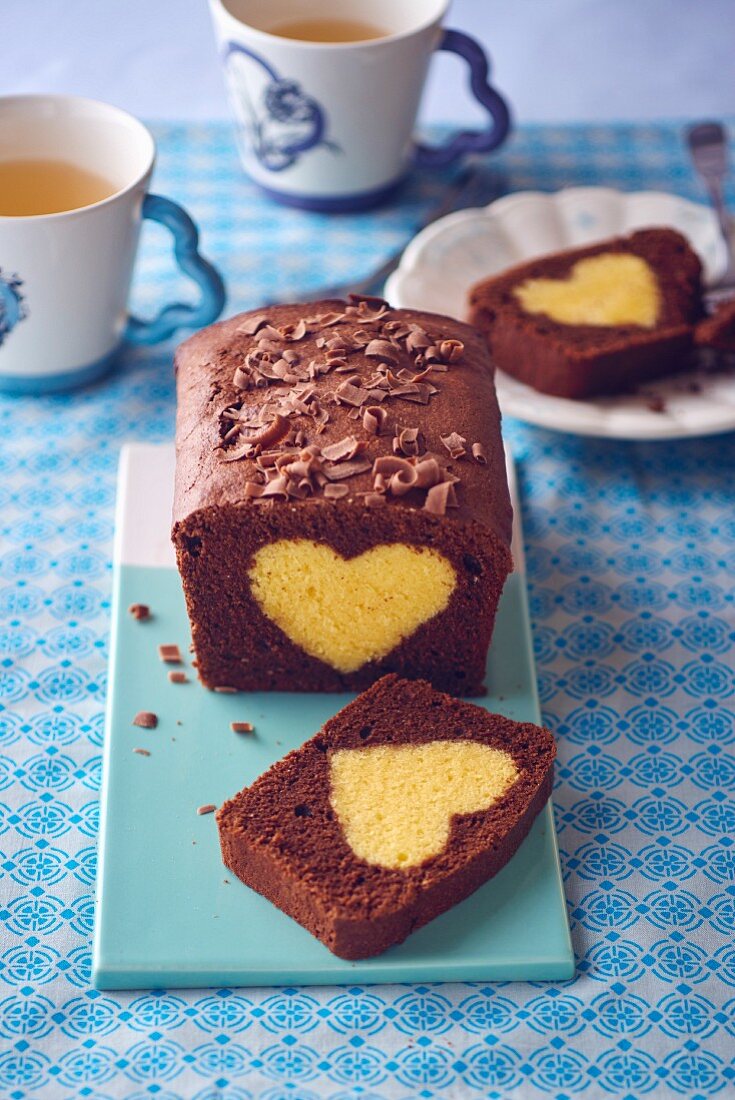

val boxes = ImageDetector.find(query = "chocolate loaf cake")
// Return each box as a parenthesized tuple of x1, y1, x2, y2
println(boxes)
(695, 298, 735, 353)
(468, 228, 703, 398)
(217, 674, 556, 959)
(172, 298, 512, 695)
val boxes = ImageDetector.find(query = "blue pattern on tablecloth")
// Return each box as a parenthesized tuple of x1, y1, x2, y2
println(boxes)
(1, 121, 735, 1099)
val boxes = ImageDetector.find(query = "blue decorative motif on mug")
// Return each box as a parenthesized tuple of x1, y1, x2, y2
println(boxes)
(224, 44, 339, 172)
(0, 269, 27, 346)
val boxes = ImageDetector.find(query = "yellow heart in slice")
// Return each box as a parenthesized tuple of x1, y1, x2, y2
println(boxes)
(514, 252, 660, 328)
(330, 741, 519, 868)
(249, 540, 456, 674)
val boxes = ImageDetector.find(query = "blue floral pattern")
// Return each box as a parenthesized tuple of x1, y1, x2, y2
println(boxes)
(0, 120, 734, 1098)
(224, 44, 338, 172)
(0, 269, 27, 345)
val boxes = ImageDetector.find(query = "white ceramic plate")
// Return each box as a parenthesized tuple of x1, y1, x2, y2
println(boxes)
(386, 187, 732, 440)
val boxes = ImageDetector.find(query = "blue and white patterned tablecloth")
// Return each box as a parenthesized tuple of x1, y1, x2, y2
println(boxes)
(1, 121, 735, 1100)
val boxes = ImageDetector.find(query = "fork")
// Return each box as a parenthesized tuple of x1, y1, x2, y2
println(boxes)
(270, 160, 506, 305)
(686, 121, 735, 311)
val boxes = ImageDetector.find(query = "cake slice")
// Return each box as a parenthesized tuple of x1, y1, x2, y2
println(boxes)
(695, 298, 735, 353)
(216, 674, 556, 960)
(468, 228, 703, 398)
(172, 298, 512, 696)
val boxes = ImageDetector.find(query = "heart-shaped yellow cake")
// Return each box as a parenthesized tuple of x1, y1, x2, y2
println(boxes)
(248, 540, 456, 673)
(514, 252, 660, 328)
(329, 741, 519, 868)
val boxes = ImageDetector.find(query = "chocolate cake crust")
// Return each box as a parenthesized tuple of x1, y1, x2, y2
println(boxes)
(173, 299, 513, 695)
(468, 228, 703, 398)
(217, 674, 556, 959)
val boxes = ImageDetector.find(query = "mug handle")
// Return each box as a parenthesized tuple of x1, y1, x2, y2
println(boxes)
(413, 29, 511, 169)
(126, 194, 226, 345)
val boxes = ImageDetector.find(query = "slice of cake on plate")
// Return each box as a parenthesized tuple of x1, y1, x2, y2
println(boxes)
(172, 298, 512, 696)
(217, 674, 556, 959)
(468, 228, 703, 398)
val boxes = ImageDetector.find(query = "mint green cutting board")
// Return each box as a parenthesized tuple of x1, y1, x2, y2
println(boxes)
(92, 444, 573, 989)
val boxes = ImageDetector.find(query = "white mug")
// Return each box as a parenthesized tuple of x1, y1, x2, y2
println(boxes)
(0, 95, 225, 395)
(209, 0, 510, 211)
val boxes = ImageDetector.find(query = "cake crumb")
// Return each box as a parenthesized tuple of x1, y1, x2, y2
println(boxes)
(197, 803, 217, 816)
(168, 670, 188, 684)
(231, 721, 254, 734)
(133, 747, 151, 756)
(132, 711, 158, 729)
(158, 644, 183, 664)
(128, 603, 151, 621)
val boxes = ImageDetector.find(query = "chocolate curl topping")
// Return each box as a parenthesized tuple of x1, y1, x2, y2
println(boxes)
(245, 414, 291, 448)
(440, 431, 467, 459)
(424, 480, 459, 515)
(365, 339, 399, 364)
(321, 435, 364, 462)
(471, 442, 487, 464)
(414, 457, 442, 489)
(439, 338, 464, 362)
(389, 462, 419, 496)
(335, 380, 370, 407)
(405, 328, 432, 352)
(363, 405, 388, 435)
(323, 457, 372, 481)
(394, 427, 421, 457)
(232, 366, 251, 390)
(323, 483, 350, 500)
(237, 313, 270, 335)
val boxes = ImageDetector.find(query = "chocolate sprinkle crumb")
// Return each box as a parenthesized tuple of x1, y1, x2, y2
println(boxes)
(197, 804, 217, 815)
(168, 670, 189, 684)
(128, 603, 151, 621)
(158, 644, 182, 664)
(133, 747, 151, 756)
(231, 721, 254, 733)
(133, 711, 158, 729)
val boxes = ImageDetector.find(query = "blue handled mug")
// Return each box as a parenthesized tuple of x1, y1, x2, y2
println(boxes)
(0, 95, 225, 394)
(210, 0, 511, 211)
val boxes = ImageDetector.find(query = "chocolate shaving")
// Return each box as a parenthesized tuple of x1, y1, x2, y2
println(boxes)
(363, 492, 386, 506)
(128, 603, 151, 621)
(133, 747, 151, 756)
(471, 442, 487, 464)
(133, 711, 158, 729)
(439, 339, 464, 362)
(406, 328, 432, 352)
(394, 427, 421, 456)
(231, 721, 254, 733)
(287, 319, 307, 341)
(321, 435, 363, 462)
(213, 685, 238, 693)
(158, 644, 182, 664)
(237, 314, 269, 335)
(242, 482, 267, 498)
(425, 480, 458, 515)
(440, 432, 467, 459)
(197, 804, 217, 815)
(414, 457, 442, 488)
(389, 383, 432, 404)
(365, 339, 399, 364)
(232, 366, 251, 390)
(245, 414, 291, 448)
(335, 381, 370, 407)
(168, 670, 188, 684)
(323, 457, 372, 481)
(363, 405, 388, 435)
(323, 483, 350, 500)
